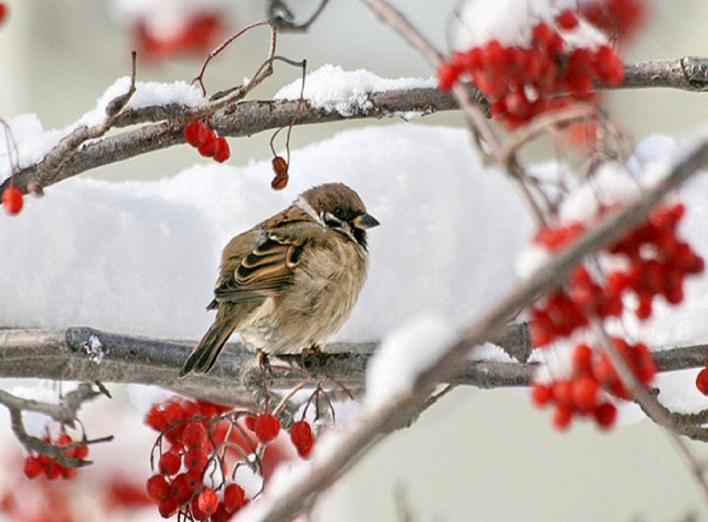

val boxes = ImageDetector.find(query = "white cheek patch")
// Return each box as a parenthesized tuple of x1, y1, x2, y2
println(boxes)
(295, 196, 323, 226)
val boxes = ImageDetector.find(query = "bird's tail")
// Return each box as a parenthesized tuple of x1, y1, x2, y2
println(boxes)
(179, 321, 236, 377)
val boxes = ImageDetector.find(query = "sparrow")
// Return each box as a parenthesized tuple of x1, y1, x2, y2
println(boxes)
(179, 182, 379, 376)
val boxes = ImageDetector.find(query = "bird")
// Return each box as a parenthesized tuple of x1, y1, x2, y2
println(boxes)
(179, 182, 379, 376)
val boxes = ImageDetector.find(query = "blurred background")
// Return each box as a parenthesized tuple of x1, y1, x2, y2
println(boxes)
(2, 1, 708, 520)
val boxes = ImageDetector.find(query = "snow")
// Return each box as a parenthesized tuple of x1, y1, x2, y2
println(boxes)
(0, 123, 532, 343)
(0, 77, 205, 179)
(274, 64, 435, 117)
(364, 315, 458, 411)
(78, 76, 205, 127)
(469, 342, 517, 362)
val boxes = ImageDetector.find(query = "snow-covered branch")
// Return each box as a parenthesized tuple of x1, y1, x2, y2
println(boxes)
(2, 54, 708, 199)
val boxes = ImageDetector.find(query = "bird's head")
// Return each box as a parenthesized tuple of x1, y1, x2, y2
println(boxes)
(297, 183, 379, 249)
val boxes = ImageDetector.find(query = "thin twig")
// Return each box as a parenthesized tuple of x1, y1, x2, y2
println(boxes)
(359, 0, 497, 154)
(591, 320, 708, 503)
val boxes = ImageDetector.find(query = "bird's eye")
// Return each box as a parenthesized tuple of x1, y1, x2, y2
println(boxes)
(333, 207, 348, 220)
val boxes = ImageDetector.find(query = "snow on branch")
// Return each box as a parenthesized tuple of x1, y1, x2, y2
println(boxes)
(1, 52, 708, 198)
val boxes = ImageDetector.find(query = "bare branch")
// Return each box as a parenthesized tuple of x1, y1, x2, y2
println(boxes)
(0, 322, 706, 403)
(620, 57, 708, 92)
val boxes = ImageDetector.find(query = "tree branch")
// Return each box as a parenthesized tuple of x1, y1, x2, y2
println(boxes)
(0, 323, 704, 405)
(2, 54, 708, 197)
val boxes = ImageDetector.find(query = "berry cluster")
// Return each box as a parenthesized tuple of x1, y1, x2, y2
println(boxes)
(23, 433, 89, 480)
(605, 203, 703, 318)
(528, 201, 703, 430)
(145, 398, 243, 520)
(183, 120, 231, 163)
(438, 9, 624, 129)
(530, 203, 704, 347)
(532, 339, 656, 429)
(145, 397, 316, 520)
(2, 185, 23, 215)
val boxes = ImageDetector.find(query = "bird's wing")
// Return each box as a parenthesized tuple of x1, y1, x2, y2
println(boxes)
(212, 223, 317, 304)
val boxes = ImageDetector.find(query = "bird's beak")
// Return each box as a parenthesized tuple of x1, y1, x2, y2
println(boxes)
(353, 213, 380, 229)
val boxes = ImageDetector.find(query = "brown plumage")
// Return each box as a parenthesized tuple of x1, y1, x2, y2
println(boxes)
(179, 183, 379, 376)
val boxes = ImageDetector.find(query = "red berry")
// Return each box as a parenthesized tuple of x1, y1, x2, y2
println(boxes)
(197, 121, 213, 145)
(197, 488, 219, 516)
(183, 469, 202, 492)
(169, 473, 190, 503)
(572, 375, 599, 412)
(23, 456, 43, 479)
(696, 368, 708, 395)
(592, 402, 617, 429)
(72, 444, 89, 460)
(552, 406, 573, 430)
(191, 495, 208, 521)
(552, 379, 573, 409)
(0, 4, 7, 24)
(182, 421, 208, 450)
(635, 292, 653, 320)
(482, 39, 506, 68)
(244, 415, 256, 431)
(158, 450, 182, 476)
(60, 466, 77, 479)
(2, 186, 23, 215)
(530, 383, 553, 407)
(163, 401, 186, 425)
(183, 121, 203, 146)
(290, 420, 315, 458)
(184, 448, 208, 472)
(158, 496, 180, 518)
(254, 413, 280, 443)
(572, 343, 593, 373)
(145, 405, 169, 432)
(42, 458, 61, 480)
(198, 132, 217, 157)
(437, 61, 461, 90)
(555, 9, 579, 30)
(213, 136, 231, 163)
(223, 483, 246, 513)
(146, 474, 170, 502)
